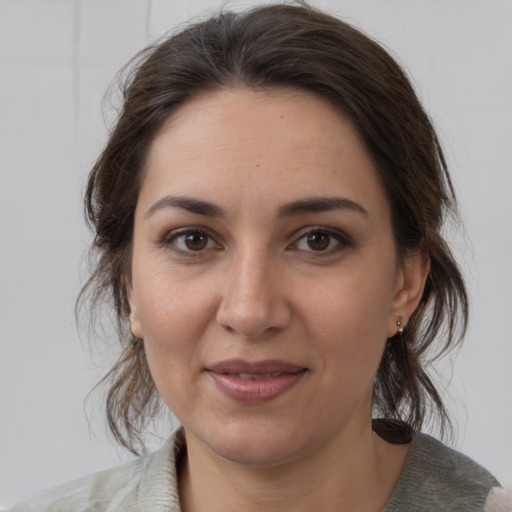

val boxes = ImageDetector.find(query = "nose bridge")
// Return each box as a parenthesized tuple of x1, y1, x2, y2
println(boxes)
(216, 242, 290, 338)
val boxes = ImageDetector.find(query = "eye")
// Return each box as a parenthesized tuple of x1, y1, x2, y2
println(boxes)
(162, 228, 218, 256)
(304, 232, 331, 251)
(293, 228, 349, 253)
(182, 231, 209, 251)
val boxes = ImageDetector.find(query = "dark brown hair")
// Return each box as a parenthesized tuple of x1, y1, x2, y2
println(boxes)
(80, 2, 468, 454)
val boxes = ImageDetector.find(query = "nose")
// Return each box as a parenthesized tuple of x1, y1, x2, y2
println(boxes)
(216, 249, 292, 339)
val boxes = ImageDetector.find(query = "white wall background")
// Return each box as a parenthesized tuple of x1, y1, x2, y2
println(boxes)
(1, 0, 511, 507)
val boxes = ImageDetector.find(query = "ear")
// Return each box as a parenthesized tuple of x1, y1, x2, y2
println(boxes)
(388, 250, 430, 337)
(126, 279, 143, 339)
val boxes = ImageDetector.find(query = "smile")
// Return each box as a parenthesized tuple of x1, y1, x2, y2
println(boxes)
(206, 360, 307, 404)
(237, 372, 282, 380)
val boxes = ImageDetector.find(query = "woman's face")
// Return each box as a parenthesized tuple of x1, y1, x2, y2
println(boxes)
(128, 88, 426, 466)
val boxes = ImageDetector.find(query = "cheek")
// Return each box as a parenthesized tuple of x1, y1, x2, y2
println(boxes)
(304, 292, 388, 427)
(300, 262, 396, 381)
(308, 298, 386, 383)
(133, 272, 216, 385)
(304, 269, 395, 345)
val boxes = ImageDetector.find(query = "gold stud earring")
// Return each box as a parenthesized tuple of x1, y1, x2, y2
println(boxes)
(396, 316, 405, 336)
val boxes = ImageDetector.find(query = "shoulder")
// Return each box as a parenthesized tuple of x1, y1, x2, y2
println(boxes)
(384, 432, 501, 512)
(6, 457, 144, 512)
(484, 487, 512, 512)
(6, 430, 184, 512)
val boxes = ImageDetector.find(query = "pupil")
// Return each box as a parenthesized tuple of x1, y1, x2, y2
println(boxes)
(307, 233, 329, 250)
(185, 232, 207, 250)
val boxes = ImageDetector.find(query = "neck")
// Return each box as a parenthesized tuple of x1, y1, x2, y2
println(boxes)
(178, 423, 409, 512)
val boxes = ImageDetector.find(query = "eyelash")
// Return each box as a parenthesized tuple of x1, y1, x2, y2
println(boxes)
(160, 226, 352, 258)
(160, 228, 220, 258)
(290, 227, 352, 256)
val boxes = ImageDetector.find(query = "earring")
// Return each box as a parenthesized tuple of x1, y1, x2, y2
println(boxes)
(396, 316, 405, 336)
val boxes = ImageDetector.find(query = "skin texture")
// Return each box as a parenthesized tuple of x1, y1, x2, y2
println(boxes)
(128, 88, 429, 511)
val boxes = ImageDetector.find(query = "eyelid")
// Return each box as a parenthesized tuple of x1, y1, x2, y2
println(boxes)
(160, 227, 221, 257)
(288, 226, 352, 253)
(159, 225, 351, 257)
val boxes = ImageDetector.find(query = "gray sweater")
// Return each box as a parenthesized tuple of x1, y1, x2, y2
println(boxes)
(8, 429, 501, 512)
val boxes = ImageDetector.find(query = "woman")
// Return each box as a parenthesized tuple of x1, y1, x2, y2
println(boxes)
(8, 3, 510, 511)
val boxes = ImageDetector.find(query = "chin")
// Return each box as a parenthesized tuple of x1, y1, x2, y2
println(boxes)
(215, 441, 302, 468)
(198, 419, 319, 468)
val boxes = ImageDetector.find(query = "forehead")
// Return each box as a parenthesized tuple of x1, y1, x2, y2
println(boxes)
(140, 87, 389, 219)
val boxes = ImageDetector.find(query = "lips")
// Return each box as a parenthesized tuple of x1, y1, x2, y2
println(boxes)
(206, 359, 307, 403)
(237, 372, 282, 380)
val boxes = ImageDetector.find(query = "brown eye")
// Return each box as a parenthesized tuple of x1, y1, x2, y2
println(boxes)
(292, 228, 349, 255)
(184, 231, 208, 251)
(163, 228, 218, 257)
(307, 232, 331, 251)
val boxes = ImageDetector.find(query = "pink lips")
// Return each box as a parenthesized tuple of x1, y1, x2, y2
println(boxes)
(206, 359, 307, 404)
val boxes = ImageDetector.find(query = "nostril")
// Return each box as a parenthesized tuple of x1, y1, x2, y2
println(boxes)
(216, 292, 291, 339)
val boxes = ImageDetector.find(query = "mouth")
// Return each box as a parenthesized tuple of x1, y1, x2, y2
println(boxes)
(205, 359, 307, 403)
(236, 372, 283, 380)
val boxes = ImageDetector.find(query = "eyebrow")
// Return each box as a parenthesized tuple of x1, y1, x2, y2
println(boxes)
(145, 195, 367, 218)
(146, 196, 224, 218)
(278, 197, 368, 217)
